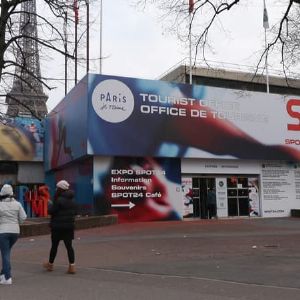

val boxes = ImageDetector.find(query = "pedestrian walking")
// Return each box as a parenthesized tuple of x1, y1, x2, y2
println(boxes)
(43, 180, 77, 274)
(0, 184, 27, 285)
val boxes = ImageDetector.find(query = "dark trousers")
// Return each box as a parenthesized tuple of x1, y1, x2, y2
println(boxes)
(208, 204, 216, 219)
(0, 233, 18, 279)
(49, 236, 75, 264)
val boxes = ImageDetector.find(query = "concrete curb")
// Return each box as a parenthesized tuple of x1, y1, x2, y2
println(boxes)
(20, 214, 118, 237)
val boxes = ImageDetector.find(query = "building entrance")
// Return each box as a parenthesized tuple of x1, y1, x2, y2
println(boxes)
(192, 177, 215, 219)
(227, 176, 260, 217)
(184, 175, 260, 219)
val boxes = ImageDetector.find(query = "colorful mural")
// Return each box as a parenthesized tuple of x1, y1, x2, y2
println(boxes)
(17, 185, 50, 217)
(44, 77, 88, 170)
(0, 116, 43, 161)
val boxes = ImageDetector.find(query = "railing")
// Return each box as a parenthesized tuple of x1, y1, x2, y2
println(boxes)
(157, 57, 300, 81)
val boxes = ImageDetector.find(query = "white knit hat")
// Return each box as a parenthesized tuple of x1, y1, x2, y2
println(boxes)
(0, 184, 14, 196)
(56, 180, 70, 190)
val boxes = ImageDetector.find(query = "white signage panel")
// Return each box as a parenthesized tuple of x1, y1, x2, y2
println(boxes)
(216, 177, 228, 217)
(261, 162, 297, 217)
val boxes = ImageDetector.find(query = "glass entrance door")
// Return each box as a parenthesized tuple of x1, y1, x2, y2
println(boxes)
(227, 177, 250, 217)
(192, 177, 215, 219)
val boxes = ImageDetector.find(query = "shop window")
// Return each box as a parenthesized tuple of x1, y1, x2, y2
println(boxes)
(228, 198, 238, 216)
(238, 177, 248, 188)
(227, 176, 251, 217)
(0, 162, 17, 174)
(192, 189, 199, 197)
(239, 198, 250, 216)
(238, 189, 248, 197)
(227, 176, 238, 188)
(192, 178, 199, 187)
(228, 189, 237, 197)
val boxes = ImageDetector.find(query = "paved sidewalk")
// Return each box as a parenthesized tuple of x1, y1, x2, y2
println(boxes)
(2, 217, 300, 300)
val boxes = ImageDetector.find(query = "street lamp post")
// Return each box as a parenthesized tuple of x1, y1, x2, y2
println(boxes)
(100, 0, 103, 74)
(86, 0, 90, 74)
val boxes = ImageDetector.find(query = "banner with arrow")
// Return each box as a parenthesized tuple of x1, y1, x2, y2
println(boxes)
(93, 156, 183, 223)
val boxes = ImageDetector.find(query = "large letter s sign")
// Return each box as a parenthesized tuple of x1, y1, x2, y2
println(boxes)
(287, 99, 300, 131)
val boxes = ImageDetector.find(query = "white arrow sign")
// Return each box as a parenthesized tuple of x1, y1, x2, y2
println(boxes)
(111, 202, 135, 209)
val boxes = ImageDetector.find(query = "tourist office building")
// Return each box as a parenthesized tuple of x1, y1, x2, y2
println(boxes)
(43, 73, 300, 223)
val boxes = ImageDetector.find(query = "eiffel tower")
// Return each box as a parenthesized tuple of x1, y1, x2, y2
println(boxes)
(5, 0, 48, 119)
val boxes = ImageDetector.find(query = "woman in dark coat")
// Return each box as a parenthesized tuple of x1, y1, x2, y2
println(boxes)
(43, 180, 77, 274)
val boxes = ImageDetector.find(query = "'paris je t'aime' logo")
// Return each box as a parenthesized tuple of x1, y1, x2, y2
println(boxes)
(92, 79, 134, 123)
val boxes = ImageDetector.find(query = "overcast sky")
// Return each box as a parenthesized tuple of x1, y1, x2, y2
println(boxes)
(41, 0, 287, 112)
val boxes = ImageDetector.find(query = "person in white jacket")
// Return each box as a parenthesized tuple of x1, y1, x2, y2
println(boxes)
(0, 184, 27, 285)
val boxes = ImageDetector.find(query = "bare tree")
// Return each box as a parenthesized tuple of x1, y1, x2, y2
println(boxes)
(0, 0, 90, 119)
(0, 1, 69, 84)
(135, 0, 300, 77)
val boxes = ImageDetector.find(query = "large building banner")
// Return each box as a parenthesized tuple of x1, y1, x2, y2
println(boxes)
(87, 74, 300, 161)
(93, 156, 183, 223)
(45, 77, 88, 170)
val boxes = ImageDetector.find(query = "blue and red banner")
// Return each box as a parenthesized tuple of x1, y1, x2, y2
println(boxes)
(46, 74, 300, 171)
(87, 74, 300, 162)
